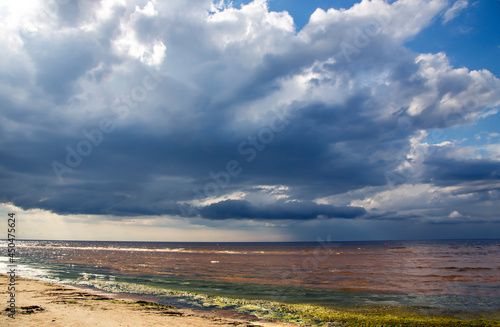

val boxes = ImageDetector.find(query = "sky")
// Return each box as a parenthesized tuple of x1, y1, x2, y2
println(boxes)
(0, 0, 499, 242)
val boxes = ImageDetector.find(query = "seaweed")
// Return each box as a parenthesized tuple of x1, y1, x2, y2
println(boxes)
(81, 280, 500, 327)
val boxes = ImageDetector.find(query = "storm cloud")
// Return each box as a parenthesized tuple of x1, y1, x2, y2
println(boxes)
(1, 0, 500, 232)
(198, 200, 366, 220)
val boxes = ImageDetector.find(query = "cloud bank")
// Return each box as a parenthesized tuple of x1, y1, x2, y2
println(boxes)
(1, 0, 499, 232)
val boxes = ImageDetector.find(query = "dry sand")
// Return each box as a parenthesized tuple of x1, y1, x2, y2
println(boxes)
(0, 275, 295, 327)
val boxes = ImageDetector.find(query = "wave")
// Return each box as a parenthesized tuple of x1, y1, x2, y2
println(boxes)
(15, 245, 192, 253)
(0, 256, 53, 281)
(12, 244, 276, 255)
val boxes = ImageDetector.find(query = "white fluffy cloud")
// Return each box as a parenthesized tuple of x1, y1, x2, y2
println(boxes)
(442, 0, 469, 24)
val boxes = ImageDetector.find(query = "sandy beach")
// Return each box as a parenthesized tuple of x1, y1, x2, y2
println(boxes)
(0, 275, 293, 327)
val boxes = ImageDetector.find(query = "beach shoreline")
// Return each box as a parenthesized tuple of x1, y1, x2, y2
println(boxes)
(2, 274, 499, 327)
(0, 274, 292, 327)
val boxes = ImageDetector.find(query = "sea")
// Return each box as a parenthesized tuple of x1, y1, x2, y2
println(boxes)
(1, 239, 499, 315)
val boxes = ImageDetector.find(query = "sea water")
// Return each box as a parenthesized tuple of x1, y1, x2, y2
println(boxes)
(1, 239, 499, 313)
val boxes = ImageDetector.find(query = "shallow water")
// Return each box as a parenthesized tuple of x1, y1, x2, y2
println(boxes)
(2, 239, 499, 312)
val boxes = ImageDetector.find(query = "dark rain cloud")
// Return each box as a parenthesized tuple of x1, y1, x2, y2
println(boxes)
(423, 156, 500, 185)
(0, 0, 500, 226)
(198, 200, 366, 220)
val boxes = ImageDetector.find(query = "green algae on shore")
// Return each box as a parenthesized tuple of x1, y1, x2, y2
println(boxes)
(82, 280, 500, 327)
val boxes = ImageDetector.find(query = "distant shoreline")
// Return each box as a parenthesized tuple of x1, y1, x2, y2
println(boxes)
(3, 238, 500, 243)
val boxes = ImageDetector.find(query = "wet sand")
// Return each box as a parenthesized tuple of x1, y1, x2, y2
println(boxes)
(0, 274, 293, 327)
